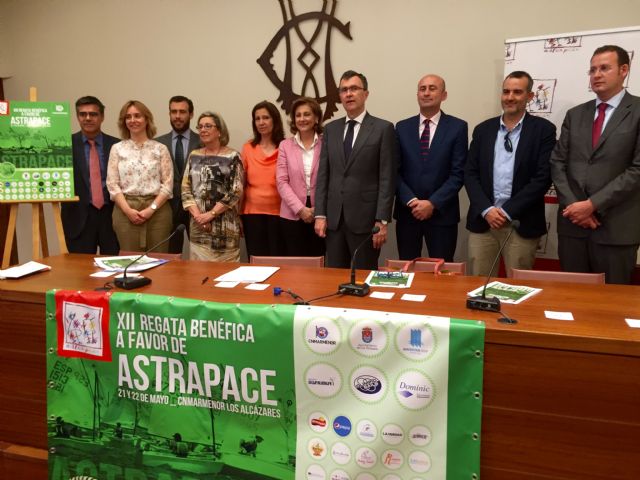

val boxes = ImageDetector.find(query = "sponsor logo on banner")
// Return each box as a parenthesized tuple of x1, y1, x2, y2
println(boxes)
(381, 424, 404, 445)
(308, 437, 327, 459)
(396, 370, 435, 409)
(308, 411, 329, 433)
(351, 365, 387, 403)
(306, 363, 342, 398)
(409, 425, 432, 446)
(395, 323, 436, 361)
(356, 419, 378, 442)
(306, 463, 327, 479)
(330, 441, 352, 465)
(381, 449, 403, 470)
(305, 317, 339, 354)
(362, 327, 372, 343)
(0, 101, 9, 115)
(349, 321, 387, 356)
(355, 446, 377, 469)
(408, 450, 432, 473)
(330, 468, 350, 480)
(332, 415, 352, 437)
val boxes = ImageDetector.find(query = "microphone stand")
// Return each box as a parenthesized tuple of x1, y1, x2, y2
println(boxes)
(466, 220, 520, 313)
(338, 226, 380, 297)
(115, 225, 185, 290)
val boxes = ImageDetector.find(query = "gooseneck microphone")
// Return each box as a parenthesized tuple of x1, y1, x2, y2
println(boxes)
(339, 225, 380, 296)
(115, 224, 186, 290)
(466, 220, 520, 312)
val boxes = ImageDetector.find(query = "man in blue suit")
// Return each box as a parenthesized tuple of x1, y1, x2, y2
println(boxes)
(62, 96, 120, 254)
(395, 74, 468, 261)
(465, 71, 556, 276)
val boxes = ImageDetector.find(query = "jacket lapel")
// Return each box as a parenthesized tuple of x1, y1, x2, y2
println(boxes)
(346, 113, 372, 171)
(595, 92, 632, 151)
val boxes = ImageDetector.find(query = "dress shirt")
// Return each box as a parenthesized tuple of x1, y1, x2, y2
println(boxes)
(171, 130, 192, 158)
(343, 110, 367, 148)
(294, 132, 319, 195)
(595, 88, 626, 130)
(418, 110, 442, 148)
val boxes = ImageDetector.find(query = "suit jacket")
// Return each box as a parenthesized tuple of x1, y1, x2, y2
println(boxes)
(315, 113, 397, 234)
(465, 113, 556, 238)
(276, 135, 321, 221)
(61, 131, 120, 240)
(550, 91, 640, 244)
(394, 112, 468, 226)
(156, 129, 200, 205)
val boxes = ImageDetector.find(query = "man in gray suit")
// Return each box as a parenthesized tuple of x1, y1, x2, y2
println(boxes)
(156, 95, 200, 253)
(551, 45, 640, 284)
(314, 70, 396, 269)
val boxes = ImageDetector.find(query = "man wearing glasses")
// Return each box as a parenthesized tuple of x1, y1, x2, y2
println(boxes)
(156, 95, 200, 253)
(315, 70, 397, 269)
(61, 96, 120, 254)
(551, 45, 640, 284)
(464, 71, 556, 276)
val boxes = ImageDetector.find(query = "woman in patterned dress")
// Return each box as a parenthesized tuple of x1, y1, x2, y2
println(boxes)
(181, 111, 244, 261)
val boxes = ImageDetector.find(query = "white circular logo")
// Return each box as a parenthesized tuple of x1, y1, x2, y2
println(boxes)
(308, 411, 329, 433)
(356, 419, 378, 442)
(306, 363, 342, 398)
(381, 423, 404, 445)
(355, 474, 376, 480)
(350, 365, 386, 403)
(395, 324, 436, 360)
(308, 437, 327, 460)
(409, 425, 432, 446)
(349, 320, 387, 356)
(382, 475, 402, 480)
(408, 450, 431, 473)
(330, 469, 351, 480)
(331, 441, 352, 465)
(381, 449, 403, 470)
(306, 464, 326, 480)
(396, 370, 435, 409)
(305, 317, 340, 354)
(355, 446, 377, 469)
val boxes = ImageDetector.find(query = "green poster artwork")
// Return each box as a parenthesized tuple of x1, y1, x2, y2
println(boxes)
(46, 291, 484, 480)
(0, 100, 73, 202)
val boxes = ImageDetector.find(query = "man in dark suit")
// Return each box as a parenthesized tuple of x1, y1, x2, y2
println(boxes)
(395, 74, 468, 261)
(156, 95, 200, 253)
(61, 96, 120, 254)
(314, 70, 396, 269)
(551, 45, 640, 284)
(465, 71, 556, 276)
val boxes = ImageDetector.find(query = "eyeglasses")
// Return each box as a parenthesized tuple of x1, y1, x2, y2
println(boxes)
(504, 131, 513, 153)
(588, 65, 615, 76)
(339, 86, 364, 95)
(78, 112, 100, 118)
(196, 124, 217, 131)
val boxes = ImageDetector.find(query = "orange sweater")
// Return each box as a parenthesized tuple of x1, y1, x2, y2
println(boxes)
(241, 142, 281, 215)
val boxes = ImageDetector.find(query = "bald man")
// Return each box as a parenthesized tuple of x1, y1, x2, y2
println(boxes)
(394, 74, 468, 261)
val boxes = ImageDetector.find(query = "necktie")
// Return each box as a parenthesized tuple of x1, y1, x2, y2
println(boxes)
(343, 120, 356, 160)
(592, 103, 608, 149)
(88, 139, 104, 209)
(420, 119, 431, 160)
(175, 134, 185, 172)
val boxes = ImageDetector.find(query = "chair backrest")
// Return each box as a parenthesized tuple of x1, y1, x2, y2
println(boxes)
(510, 269, 605, 285)
(249, 255, 324, 268)
(385, 259, 466, 275)
(119, 251, 183, 261)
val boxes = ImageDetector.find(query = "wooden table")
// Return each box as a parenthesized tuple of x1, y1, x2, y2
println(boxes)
(1, 254, 639, 479)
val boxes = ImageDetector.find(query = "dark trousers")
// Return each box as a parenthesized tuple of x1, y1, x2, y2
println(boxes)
(325, 216, 379, 270)
(558, 235, 639, 285)
(66, 205, 119, 255)
(242, 214, 283, 257)
(280, 217, 325, 257)
(396, 220, 458, 261)
(169, 200, 189, 254)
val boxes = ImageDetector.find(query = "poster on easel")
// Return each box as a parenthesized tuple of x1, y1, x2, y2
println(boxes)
(0, 100, 74, 202)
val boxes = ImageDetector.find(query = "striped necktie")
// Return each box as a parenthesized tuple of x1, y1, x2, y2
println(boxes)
(420, 118, 431, 160)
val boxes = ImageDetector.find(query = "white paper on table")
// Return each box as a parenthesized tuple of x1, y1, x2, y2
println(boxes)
(94, 255, 167, 272)
(625, 318, 640, 328)
(215, 266, 279, 283)
(215, 281, 239, 288)
(401, 293, 426, 302)
(0, 261, 51, 279)
(114, 272, 141, 279)
(370, 291, 395, 300)
(90, 271, 116, 278)
(544, 311, 574, 321)
(245, 283, 270, 291)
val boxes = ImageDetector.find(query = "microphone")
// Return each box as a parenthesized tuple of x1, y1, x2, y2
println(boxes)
(114, 224, 186, 290)
(339, 225, 380, 296)
(466, 220, 520, 312)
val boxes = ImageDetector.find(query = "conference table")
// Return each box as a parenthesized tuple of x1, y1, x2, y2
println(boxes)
(1, 254, 639, 479)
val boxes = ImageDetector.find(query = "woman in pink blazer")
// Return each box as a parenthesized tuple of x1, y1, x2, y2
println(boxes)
(276, 97, 326, 256)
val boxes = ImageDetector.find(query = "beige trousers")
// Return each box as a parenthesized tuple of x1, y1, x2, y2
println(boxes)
(467, 227, 540, 277)
(112, 195, 172, 252)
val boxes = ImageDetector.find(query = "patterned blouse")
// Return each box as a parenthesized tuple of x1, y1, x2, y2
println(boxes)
(106, 139, 173, 199)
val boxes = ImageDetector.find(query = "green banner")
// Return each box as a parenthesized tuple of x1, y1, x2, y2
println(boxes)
(0, 101, 73, 202)
(46, 290, 484, 480)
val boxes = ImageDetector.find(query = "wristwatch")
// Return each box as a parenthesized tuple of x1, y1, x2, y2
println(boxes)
(377, 219, 388, 225)
(150, 202, 158, 211)
(210, 210, 217, 218)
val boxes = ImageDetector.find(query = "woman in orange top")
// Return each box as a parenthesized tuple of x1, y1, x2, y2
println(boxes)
(240, 101, 285, 257)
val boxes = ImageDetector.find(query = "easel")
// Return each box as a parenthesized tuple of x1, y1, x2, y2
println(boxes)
(1, 87, 75, 268)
